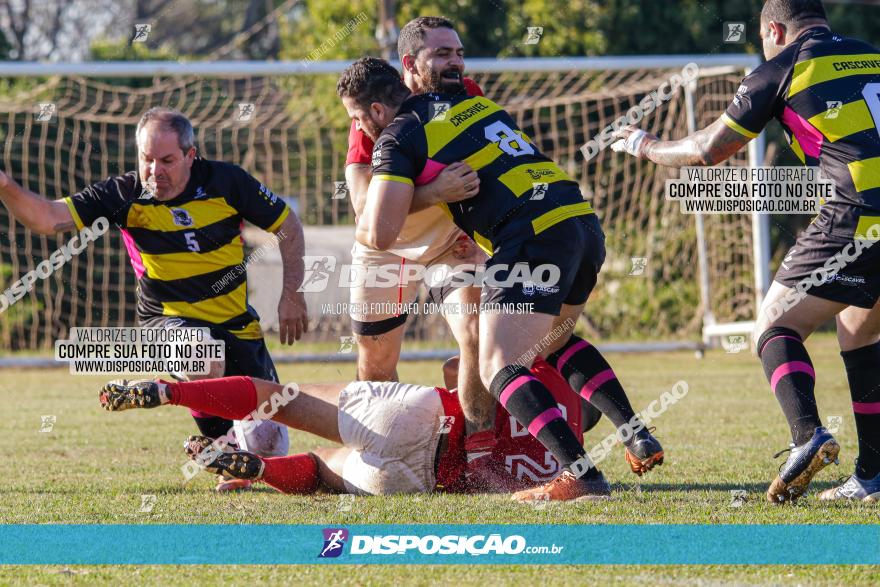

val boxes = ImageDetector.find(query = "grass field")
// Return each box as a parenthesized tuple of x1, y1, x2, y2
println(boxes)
(3, 332, 878, 585)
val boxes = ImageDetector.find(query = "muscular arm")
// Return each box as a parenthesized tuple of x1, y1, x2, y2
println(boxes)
(347, 161, 478, 218)
(355, 179, 413, 251)
(615, 117, 753, 168)
(0, 170, 76, 233)
(274, 211, 308, 344)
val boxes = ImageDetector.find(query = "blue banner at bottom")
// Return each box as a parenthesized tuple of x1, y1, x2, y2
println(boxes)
(1, 525, 878, 565)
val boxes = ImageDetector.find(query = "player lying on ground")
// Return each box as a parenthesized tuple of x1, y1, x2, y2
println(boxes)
(0, 108, 307, 492)
(611, 0, 880, 503)
(337, 57, 664, 502)
(98, 357, 620, 497)
(341, 16, 496, 458)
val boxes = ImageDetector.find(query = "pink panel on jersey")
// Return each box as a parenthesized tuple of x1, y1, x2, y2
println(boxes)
(120, 228, 145, 279)
(415, 159, 448, 186)
(781, 106, 824, 159)
(852, 401, 880, 415)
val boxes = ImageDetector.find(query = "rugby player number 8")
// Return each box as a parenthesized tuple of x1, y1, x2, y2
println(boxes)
(185, 232, 200, 252)
(484, 120, 535, 157)
(863, 83, 880, 138)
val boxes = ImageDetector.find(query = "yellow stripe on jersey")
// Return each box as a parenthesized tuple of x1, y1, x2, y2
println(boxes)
(808, 100, 875, 142)
(855, 215, 880, 241)
(472, 230, 493, 256)
(426, 98, 503, 157)
(721, 114, 759, 139)
(265, 205, 290, 233)
(497, 162, 575, 197)
(463, 131, 532, 171)
(139, 235, 244, 281)
(373, 174, 414, 186)
(790, 136, 807, 164)
(61, 197, 86, 231)
(848, 156, 880, 193)
(126, 197, 238, 232)
(161, 281, 248, 325)
(531, 202, 595, 235)
(227, 319, 265, 340)
(789, 53, 880, 98)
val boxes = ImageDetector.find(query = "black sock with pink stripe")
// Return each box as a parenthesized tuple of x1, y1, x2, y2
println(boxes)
(840, 341, 880, 479)
(757, 327, 821, 446)
(489, 364, 597, 478)
(546, 335, 640, 436)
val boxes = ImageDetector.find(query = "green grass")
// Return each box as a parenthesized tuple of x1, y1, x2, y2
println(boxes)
(2, 332, 878, 585)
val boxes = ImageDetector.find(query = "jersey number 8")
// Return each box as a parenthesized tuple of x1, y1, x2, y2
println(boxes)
(484, 120, 535, 157)
(864, 83, 880, 137)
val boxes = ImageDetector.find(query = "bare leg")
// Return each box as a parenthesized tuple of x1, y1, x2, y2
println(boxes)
(251, 379, 345, 443)
(443, 284, 494, 433)
(355, 326, 406, 382)
(312, 446, 353, 493)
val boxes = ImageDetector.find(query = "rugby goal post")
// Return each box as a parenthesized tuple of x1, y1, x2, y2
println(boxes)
(0, 55, 767, 358)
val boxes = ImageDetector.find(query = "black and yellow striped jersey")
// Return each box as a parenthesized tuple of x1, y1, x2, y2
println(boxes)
(723, 27, 880, 238)
(62, 158, 290, 340)
(371, 93, 594, 255)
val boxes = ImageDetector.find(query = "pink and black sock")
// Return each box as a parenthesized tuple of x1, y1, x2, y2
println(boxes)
(757, 327, 821, 446)
(840, 341, 880, 479)
(490, 364, 597, 479)
(546, 335, 642, 438)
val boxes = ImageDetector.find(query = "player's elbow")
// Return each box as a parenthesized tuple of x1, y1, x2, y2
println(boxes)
(369, 228, 396, 251)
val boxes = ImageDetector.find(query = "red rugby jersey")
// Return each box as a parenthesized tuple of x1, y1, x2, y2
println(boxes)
(434, 356, 583, 493)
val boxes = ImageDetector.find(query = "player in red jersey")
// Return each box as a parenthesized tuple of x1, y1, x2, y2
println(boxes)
(341, 18, 498, 478)
(98, 357, 608, 496)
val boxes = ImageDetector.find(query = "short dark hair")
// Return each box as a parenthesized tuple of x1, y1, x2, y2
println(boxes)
(336, 57, 410, 110)
(762, 0, 827, 28)
(397, 16, 456, 59)
(136, 107, 195, 152)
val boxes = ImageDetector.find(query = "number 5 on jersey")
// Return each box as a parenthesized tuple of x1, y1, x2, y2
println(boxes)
(184, 231, 200, 252)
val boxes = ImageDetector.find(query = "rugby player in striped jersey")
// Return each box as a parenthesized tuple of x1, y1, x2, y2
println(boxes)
(0, 108, 308, 491)
(337, 57, 665, 502)
(613, 0, 880, 503)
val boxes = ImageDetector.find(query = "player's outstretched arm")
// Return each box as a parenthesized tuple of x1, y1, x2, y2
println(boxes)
(410, 161, 480, 213)
(356, 178, 414, 250)
(274, 211, 309, 345)
(611, 117, 752, 168)
(0, 168, 76, 234)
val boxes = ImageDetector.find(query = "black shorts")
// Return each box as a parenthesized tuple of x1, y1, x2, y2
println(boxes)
(774, 220, 880, 309)
(480, 213, 606, 316)
(140, 316, 279, 382)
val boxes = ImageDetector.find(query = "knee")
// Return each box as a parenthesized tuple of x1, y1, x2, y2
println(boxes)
(837, 329, 880, 353)
(187, 358, 225, 381)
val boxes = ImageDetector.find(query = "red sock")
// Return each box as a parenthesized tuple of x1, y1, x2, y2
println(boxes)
(167, 376, 258, 420)
(260, 453, 320, 494)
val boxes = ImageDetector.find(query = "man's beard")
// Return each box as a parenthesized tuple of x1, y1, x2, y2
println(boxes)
(422, 67, 466, 95)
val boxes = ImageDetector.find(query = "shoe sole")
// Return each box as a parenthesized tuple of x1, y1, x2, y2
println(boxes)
(766, 439, 840, 504)
(625, 450, 664, 476)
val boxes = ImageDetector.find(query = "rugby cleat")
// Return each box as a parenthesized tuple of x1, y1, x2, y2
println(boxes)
(624, 431, 664, 476)
(818, 468, 880, 503)
(511, 470, 612, 502)
(766, 426, 840, 504)
(99, 379, 163, 411)
(183, 435, 264, 482)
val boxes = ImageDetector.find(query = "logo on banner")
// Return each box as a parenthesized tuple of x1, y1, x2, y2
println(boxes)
(319, 528, 349, 558)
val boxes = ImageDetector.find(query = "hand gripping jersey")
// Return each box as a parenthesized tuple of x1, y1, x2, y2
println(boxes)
(723, 27, 880, 238)
(371, 93, 595, 256)
(346, 78, 485, 263)
(62, 158, 290, 340)
(435, 356, 583, 492)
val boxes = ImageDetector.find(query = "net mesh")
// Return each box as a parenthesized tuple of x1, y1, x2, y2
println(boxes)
(0, 65, 755, 349)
